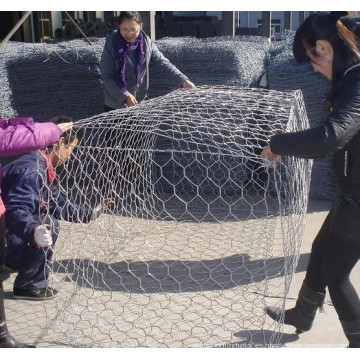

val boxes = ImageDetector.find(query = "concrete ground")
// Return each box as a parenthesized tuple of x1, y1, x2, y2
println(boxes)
(2, 197, 358, 349)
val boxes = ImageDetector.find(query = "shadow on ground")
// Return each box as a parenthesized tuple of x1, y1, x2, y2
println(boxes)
(41, 252, 312, 294)
(218, 329, 299, 348)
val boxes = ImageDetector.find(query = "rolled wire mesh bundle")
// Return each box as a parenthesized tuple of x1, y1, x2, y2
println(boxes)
(0, 43, 17, 119)
(2, 86, 312, 347)
(148, 36, 270, 98)
(268, 31, 330, 127)
(0, 39, 105, 122)
(268, 30, 294, 58)
(267, 31, 337, 201)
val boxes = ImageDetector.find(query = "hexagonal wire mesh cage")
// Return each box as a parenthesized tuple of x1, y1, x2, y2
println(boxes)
(6, 85, 312, 347)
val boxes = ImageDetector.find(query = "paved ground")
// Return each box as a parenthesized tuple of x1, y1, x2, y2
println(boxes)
(2, 197, 358, 349)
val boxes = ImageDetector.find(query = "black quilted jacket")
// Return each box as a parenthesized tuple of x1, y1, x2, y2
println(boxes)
(270, 64, 360, 200)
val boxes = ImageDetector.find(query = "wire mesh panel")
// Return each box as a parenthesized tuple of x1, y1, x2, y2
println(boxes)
(14, 85, 314, 348)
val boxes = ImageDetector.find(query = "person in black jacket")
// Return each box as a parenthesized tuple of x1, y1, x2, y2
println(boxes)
(2, 120, 113, 301)
(261, 12, 360, 348)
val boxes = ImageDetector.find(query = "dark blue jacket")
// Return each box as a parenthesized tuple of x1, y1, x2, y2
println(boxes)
(1, 151, 97, 245)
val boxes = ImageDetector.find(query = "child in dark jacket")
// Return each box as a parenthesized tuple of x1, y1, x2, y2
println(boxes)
(0, 116, 73, 347)
(2, 120, 112, 303)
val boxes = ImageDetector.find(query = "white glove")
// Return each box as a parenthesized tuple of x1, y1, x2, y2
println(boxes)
(34, 225, 52, 248)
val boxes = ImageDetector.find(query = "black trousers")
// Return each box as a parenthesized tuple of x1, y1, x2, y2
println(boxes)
(304, 203, 360, 321)
(0, 214, 5, 270)
(0, 214, 8, 333)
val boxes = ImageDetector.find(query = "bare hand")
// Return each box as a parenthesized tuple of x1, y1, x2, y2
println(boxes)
(182, 79, 196, 89)
(126, 94, 138, 107)
(101, 198, 115, 210)
(57, 122, 74, 133)
(93, 198, 115, 219)
(261, 145, 281, 167)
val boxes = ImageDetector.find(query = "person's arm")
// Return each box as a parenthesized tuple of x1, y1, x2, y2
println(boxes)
(269, 79, 360, 158)
(150, 42, 194, 88)
(3, 168, 42, 245)
(47, 184, 103, 224)
(0, 117, 64, 157)
(100, 34, 130, 105)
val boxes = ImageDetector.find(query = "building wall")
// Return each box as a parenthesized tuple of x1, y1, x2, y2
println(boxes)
(238, 11, 313, 39)
(1, 11, 316, 43)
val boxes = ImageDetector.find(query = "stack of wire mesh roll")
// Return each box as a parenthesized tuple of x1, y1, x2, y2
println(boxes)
(0, 38, 105, 122)
(148, 36, 271, 98)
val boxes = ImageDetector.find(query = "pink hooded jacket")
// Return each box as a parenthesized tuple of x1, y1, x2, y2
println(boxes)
(0, 117, 62, 216)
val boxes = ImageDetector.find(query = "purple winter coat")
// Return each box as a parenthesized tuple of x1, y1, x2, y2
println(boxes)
(0, 117, 62, 216)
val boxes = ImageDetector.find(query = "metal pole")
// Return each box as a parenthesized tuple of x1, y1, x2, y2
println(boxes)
(30, 12, 35, 43)
(0, 11, 32, 50)
(149, 11, 156, 41)
(64, 11, 92, 45)
(261, 11, 271, 39)
(284, 11, 292, 31)
(221, 11, 235, 36)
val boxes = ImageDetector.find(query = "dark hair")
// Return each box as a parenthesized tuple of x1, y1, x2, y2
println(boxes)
(117, 11, 142, 25)
(293, 12, 360, 83)
(48, 115, 84, 146)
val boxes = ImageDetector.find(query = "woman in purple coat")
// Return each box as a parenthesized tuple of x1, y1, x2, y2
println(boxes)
(0, 116, 73, 348)
(100, 11, 195, 110)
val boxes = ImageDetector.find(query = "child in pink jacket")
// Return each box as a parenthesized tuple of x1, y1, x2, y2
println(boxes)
(0, 116, 73, 348)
